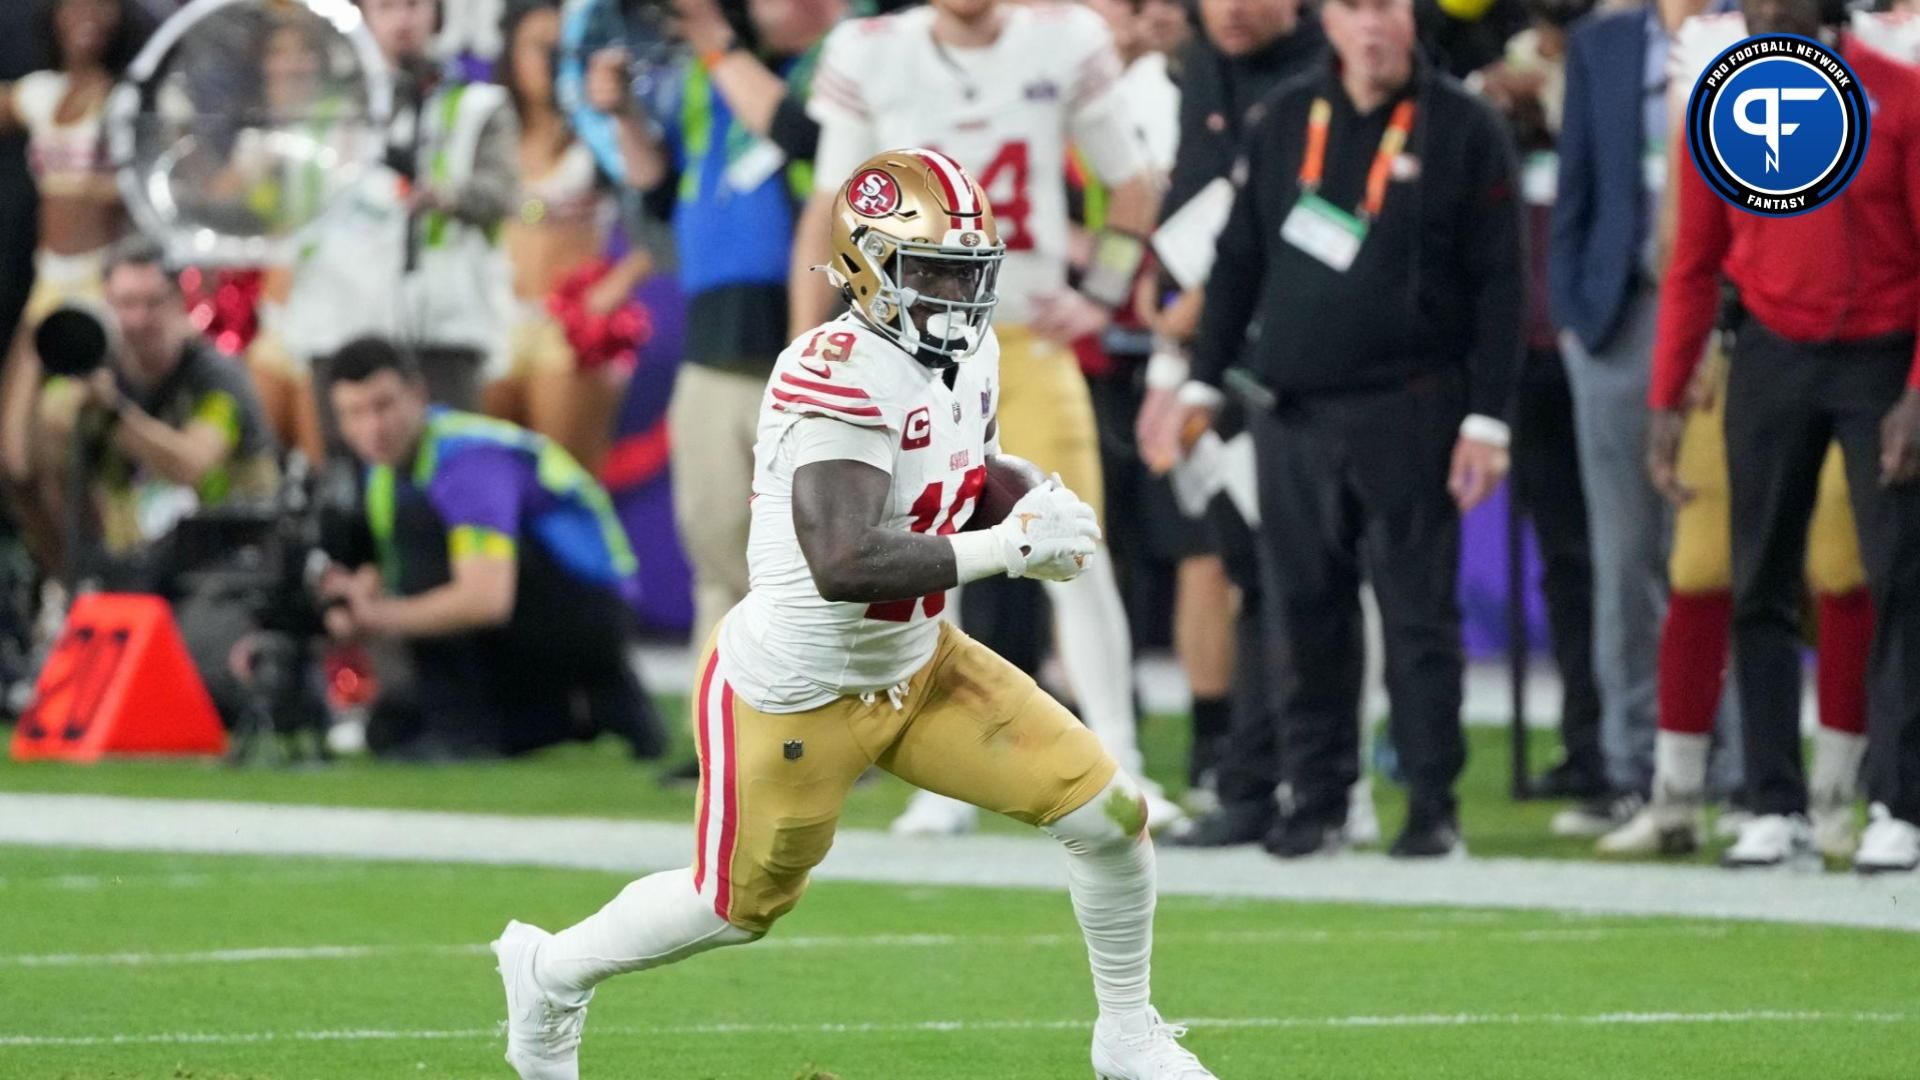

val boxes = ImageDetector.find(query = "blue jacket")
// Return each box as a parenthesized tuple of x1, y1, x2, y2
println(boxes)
(1550, 7, 1660, 353)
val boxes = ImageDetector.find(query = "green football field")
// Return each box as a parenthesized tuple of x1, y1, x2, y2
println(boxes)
(3, 713, 1917, 1078)
(2, 844, 1916, 1080)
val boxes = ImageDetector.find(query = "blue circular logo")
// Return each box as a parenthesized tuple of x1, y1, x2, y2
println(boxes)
(1686, 34, 1870, 216)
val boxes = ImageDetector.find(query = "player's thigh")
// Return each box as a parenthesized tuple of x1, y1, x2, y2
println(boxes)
(995, 328, 1105, 524)
(1805, 442, 1867, 595)
(880, 623, 1117, 827)
(692, 647, 872, 934)
(1670, 393, 1733, 593)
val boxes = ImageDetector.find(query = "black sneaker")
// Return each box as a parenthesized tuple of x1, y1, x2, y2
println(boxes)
(1170, 803, 1276, 848)
(1390, 817, 1464, 859)
(1263, 815, 1347, 859)
(1532, 759, 1608, 800)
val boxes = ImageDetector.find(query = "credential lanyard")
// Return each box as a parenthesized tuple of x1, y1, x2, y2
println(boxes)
(1298, 97, 1416, 222)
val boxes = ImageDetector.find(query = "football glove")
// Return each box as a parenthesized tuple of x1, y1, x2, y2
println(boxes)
(989, 479, 1100, 583)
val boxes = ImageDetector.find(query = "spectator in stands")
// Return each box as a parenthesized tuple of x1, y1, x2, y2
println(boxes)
(0, 0, 150, 494)
(1177, 0, 1524, 858)
(1469, 0, 1606, 811)
(260, 0, 518, 450)
(322, 336, 665, 762)
(484, 0, 652, 475)
(1545, 0, 1676, 838)
(1144, 0, 1328, 850)
(586, 0, 843, 651)
(31, 239, 279, 573)
(1646, 0, 1920, 874)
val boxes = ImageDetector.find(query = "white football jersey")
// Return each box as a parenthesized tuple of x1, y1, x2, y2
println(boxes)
(808, 3, 1146, 323)
(718, 316, 1002, 713)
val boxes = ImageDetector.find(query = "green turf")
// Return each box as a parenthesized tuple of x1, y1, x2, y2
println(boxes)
(0, 845, 1914, 1080)
(0, 706, 1701, 861)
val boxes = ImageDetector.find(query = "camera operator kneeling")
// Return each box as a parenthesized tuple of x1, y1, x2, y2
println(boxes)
(322, 336, 666, 763)
(31, 241, 283, 729)
(33, 240, 281, 566)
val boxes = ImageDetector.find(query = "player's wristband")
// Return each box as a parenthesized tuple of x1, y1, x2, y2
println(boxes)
(950, 530, 1013, 583)
(1079, 229, 1149, 311)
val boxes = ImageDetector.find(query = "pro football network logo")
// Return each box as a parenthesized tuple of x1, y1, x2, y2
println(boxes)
(848, 169, 902, 217)
(1685, 34, 1870, 217)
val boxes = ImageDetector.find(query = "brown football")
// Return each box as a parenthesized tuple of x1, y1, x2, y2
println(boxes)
(964, 454, 1047, 531)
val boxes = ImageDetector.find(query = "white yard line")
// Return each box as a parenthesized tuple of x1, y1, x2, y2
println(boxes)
(0, 1010, 1906, 1050)
(0, 925, 1736, 969)
(2, 793, 1916, 930)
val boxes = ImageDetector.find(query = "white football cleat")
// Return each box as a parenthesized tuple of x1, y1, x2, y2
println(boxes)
(1345, 776, 1382, 847)
(890, 790, 980, 836)
(1092, 1008, 1217, 1079)
(1597, 801, 1701, 856)
(493, 920, 588, 1080)
(1721, 813, 1820, 870)
(1854, 805, 1920, 875)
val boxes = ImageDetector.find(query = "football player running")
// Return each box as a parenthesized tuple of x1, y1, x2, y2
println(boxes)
(793, 0, 1184, 837)
(493, 151, 1218, 1080)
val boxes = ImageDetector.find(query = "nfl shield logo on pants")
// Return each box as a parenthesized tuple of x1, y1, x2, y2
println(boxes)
(783, 740, 804, 760)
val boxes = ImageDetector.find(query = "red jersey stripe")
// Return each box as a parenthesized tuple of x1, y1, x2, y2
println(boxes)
(779, 372, 870, 399)
(771, 388, 884, 417)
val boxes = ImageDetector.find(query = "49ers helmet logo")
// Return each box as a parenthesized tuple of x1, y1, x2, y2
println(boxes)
(848, 169, 902, 216)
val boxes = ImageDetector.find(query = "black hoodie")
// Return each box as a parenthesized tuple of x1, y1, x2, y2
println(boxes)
(1163, 18, 1329, 222)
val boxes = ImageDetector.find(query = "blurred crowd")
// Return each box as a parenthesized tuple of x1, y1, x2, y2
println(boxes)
(1, 0, 1918, 873)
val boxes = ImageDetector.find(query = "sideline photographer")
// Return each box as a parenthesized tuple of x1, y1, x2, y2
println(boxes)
(321, 336, 665, 763)
(32, 238, 279, 576)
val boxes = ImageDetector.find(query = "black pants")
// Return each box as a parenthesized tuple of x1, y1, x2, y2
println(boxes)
(1725, 323, 1920, 821)
(1214, 508, 1281, 812)
(1510, 345, 1603, 779)
(370, 573, 663, 759)
(1250, 373, 1468, 826)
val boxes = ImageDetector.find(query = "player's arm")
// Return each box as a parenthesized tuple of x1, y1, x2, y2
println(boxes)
(793, 457, 968, 602)
(789, 27, 881, 337)
(790, 418, 1095, 599)
(1066, 14, 1160, 309)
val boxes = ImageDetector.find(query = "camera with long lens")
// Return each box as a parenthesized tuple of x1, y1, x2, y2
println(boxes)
(32, 303, 117, 381)
(159, 458, 363, 764)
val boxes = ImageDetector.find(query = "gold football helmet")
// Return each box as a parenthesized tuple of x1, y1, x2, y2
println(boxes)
(825, 148, 1005, 365)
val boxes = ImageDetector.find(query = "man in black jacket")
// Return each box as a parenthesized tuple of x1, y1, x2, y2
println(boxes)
(1149, 0, 1328, 851)
(1175, 0, 1524, 858)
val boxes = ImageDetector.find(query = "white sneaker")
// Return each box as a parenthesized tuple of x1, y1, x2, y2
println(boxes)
(890, 790, 979, 836)
(1713, 807, 1754, 841)
(1345, 777, 1382, 847)
(1091, 1008, 1217, 1080)
(1551, 793, 1645, 839)
(493, 921, 587, 1080)
(1597, 802, 1702, 856)
(1721, 814, 1820, 870)
(1854, 804, 1920, 875)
